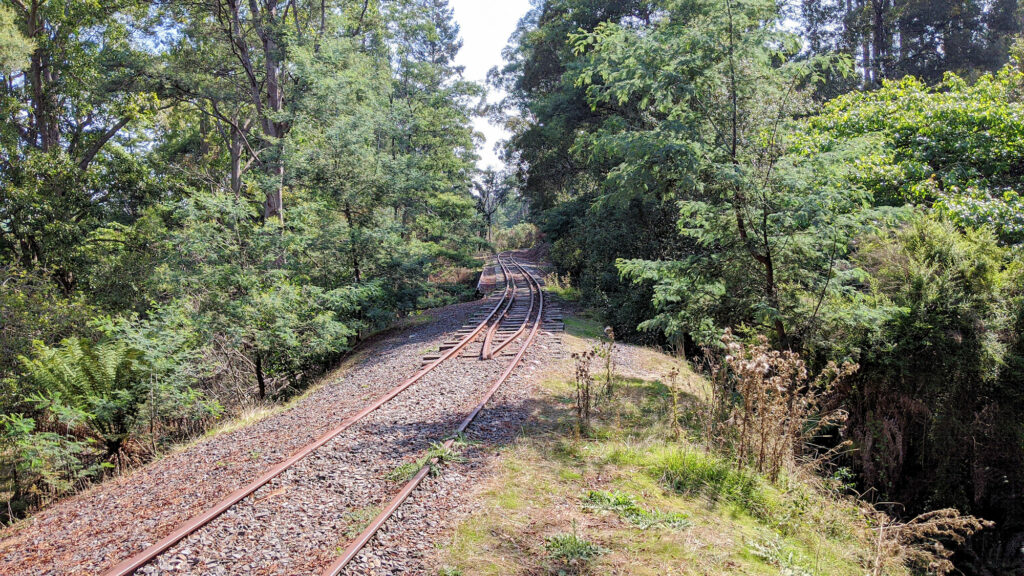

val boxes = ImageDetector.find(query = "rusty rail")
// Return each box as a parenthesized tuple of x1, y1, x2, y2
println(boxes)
(489, 259, 539, 357)
(320, 256, 545, 576)
(480, 256, 516, 359)
(102, 256, 516, 576)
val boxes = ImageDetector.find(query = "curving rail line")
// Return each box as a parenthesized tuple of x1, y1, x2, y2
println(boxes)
(480, 256, 516, 360)
(321, 256, 545, 575)
(102, 256, 521, 576)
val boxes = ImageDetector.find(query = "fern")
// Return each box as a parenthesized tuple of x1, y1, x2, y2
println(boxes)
(21, 338, 144, 458)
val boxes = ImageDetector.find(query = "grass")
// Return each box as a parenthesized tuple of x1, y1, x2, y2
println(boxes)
(648, 447, 768, 517)
(544, 273, 582, 302)
(339, 505, 382, 539)
(563, 314, 605, 340)
(434, 306, 896, 576)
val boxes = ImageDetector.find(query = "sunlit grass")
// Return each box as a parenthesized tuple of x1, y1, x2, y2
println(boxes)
(438, 317, 889, 576)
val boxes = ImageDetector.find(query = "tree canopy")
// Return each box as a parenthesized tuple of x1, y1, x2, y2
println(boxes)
(495, 0, 1024, 570)
(0, 0, 488, 519)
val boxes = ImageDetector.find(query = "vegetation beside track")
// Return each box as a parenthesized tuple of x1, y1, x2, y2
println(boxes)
(437, 312, 920, 576)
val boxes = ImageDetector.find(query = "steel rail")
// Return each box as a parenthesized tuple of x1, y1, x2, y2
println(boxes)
(102, 256, 516, 576)
(321, 256, 545, 576)
(488, 259, 539, 357)
(480, 256, 517, 359)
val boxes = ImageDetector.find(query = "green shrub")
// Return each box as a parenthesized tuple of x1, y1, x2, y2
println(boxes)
(21, 338, 145, 462)
(0, 413, 107, 518)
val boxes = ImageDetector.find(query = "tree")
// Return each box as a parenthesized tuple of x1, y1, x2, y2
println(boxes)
(0, 0, 493, 521)
(564, 0, 852, 349)
(474, 169, 512, 242)
(796, 0, 1022, 89)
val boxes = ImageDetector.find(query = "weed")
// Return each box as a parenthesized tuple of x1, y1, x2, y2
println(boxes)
(664, 367, 685, 441)
(827, 467, 857, 494)
(595, 326, 616, 397)
(386, 461, 422, 483)
(867, 507, 993, 576)
(387, 441, 468, 484)
(584, 490, 690, 530)
(341, 505, 382, 538)
(544, 272, 581, 301)
(572, 350, 595, 436)
(545, 521, 605, 571)
(444, 431, 475, 447)
(437, 566, 463, 576)
(747, 537, 814, 576)
(716, 330, 857, 481)
(423, 441, 467, 476)
(584, 489, 636, 512)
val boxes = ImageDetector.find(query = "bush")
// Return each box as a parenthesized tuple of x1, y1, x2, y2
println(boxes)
(0, 413, 106, 518)
(20, 338, 146, 464)
(833, 216, 1021, 516)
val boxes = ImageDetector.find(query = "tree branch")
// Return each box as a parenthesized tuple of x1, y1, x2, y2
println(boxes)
(76, 116, 131, 172)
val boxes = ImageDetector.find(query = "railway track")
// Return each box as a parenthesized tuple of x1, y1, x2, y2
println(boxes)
(101, 253, 547, 576)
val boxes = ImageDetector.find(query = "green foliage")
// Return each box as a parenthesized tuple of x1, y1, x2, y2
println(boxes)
(544, 523, 606, 569)
(0, 266, 99, 396)
(493, 223, 537, 252)
(0, 413, 106, 516)
(0, 0, 491, 522)
(800, 69, 1024, 245)
(746, 536, 815, 576)
(387, 440, 467, 482)
(0, 5, 32, 72)
(503, 4, 1024, 566)
(21, 338, 145, 459)
(584, 490, 690, 530)
(829, 216, 1021, 515)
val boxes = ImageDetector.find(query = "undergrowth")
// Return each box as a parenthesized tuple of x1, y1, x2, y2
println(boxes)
(439, 313, 987, 575)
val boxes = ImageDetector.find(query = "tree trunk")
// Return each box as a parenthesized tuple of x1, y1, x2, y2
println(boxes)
(258, 0, 286, 225)
(230, 127, 243, 197)
(264, 163, 284, 224)
(344, 203, 361, 283)
(870, 0, 888, 87)
(255, 351, 266, 401)
(27, 30, 59, 151)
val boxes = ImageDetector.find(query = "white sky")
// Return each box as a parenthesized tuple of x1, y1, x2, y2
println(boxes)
(449, 0, 533, 171)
